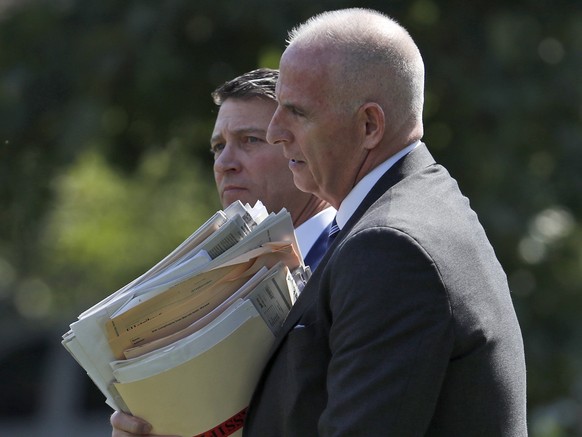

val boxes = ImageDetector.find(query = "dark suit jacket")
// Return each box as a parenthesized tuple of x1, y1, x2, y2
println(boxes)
(244, 144, 527, 436)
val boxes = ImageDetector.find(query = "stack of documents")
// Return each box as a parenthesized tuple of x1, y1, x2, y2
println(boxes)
(62, 201, 309, 437)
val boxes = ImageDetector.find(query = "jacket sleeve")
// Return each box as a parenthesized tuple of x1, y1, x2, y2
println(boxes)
(320, 225, 453, 436)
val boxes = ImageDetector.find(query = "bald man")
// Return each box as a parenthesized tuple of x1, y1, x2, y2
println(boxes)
(244, 9, 527, 436)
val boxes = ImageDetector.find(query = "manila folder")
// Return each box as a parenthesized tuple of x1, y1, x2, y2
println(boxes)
(114, 299, 273, 437)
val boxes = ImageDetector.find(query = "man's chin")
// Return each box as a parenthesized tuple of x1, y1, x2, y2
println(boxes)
(292, 175, 318, 195)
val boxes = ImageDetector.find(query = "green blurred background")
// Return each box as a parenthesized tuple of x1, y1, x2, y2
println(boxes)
(1, 0, 581, 435)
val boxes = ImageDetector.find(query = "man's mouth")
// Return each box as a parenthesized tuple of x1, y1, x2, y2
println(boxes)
(288, 159, 306, 171)
(222, 185, 246, 196)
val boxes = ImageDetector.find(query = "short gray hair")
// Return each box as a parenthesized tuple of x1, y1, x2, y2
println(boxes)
(287, 8, 425, 127)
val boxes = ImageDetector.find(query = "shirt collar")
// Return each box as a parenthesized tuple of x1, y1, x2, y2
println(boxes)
(336, 141, 420, 229)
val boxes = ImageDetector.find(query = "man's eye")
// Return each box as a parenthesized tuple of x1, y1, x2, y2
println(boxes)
(210, 143, 225, 155)
(290, 107, 305, 117)
(244, 136, 267, 145)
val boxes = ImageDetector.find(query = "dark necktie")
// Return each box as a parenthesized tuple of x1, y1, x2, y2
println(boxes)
(304, 217, 340, 272)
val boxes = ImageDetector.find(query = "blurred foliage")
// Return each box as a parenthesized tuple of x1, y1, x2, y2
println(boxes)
(0, 0, 581, 435)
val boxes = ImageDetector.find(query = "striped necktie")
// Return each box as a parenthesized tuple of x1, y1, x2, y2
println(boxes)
(328, 217, 340, 244)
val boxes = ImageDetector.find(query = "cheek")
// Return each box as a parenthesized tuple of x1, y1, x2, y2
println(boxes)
(314, 126, 352, 165)
(262, 163, 295, 193)
(299, 127, 329, 161)
(243, 161, 274, 195)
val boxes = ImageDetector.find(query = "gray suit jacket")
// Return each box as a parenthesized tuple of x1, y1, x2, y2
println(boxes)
(243, 144, 527, 436)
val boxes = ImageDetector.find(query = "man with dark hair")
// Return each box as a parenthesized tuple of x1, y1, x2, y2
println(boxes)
(210, 68, 334, 269)
(110, 68, 334, 437)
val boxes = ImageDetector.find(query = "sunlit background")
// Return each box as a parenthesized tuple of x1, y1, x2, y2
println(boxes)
(1, 0, 581, 435)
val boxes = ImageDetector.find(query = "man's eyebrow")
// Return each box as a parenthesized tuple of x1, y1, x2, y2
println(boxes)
(228, 127, 268, 136)
(210, 127, 267, 144)
(235, 126, 267, 134)
(210, 133, 223, 145)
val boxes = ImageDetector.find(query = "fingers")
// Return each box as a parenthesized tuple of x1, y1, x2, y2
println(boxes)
(111, 411, 152, 436)
(110, 411, 181, 437)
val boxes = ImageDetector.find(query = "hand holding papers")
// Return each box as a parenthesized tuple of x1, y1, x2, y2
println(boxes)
(62, 201, 309, 436)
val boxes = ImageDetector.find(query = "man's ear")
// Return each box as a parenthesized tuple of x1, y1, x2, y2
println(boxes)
(358, 102, 385, 150)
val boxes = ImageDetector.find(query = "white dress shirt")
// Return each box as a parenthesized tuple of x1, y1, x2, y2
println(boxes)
(294, 206, 336, 258)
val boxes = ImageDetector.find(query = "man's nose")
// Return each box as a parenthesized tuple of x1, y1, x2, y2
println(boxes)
(267, 107, 291, 146)
(213, 144, 240, 173)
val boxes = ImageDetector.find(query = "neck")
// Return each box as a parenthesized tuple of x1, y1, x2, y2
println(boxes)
(353, 124, 423, 189)
(292, 195, 331, 227)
